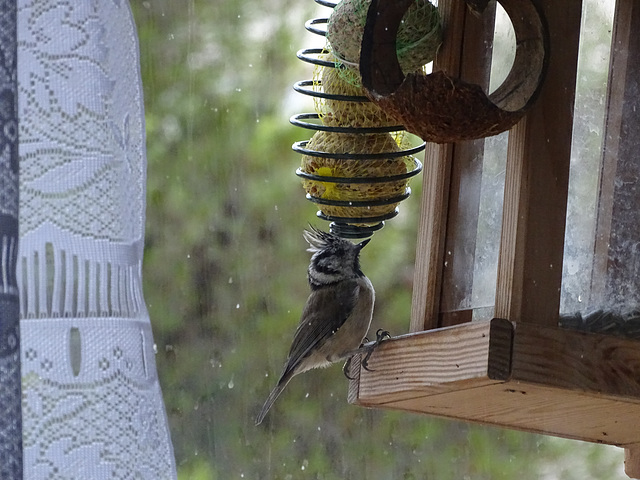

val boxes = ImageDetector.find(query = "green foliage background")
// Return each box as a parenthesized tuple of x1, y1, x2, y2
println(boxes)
(131, 1, 625, 478)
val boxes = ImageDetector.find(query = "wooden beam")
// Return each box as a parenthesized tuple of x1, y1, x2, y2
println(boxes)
(510, 322, 640, 401)
(411, 143, 453, 331)
(386, 382, 640, 446)
(495, 0, 583, 324)
(349, 319, 511, 404)
(349, 319, 640, 445)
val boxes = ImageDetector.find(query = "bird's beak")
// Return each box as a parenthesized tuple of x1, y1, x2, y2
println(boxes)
(357, 238, 371, 250)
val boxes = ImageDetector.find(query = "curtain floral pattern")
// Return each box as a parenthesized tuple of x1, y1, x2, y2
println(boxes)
(13, 0, 177, 477)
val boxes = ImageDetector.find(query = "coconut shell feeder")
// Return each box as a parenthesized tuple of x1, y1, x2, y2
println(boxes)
(340, 0, 640, 477)
(359, 0, 548, 143)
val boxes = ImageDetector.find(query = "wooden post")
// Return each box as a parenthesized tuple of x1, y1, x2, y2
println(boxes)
(409, 0, 460, 332)
(626, 445, 640, 480)
(410, 141, 453, 331)
(495, 0, 583, 325)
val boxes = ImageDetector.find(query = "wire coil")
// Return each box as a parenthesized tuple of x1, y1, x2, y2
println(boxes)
(293, 0, 424, 238)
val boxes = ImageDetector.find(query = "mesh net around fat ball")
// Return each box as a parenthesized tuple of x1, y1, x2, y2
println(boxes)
(326, 0, 442, 87)
(313, 58, 399, 128)
(300, 130, 414, 222)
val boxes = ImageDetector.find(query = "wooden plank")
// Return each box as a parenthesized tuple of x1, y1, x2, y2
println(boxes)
(495, 0, 583, 325)
(495, 118, 528, 321)
(350, 319, 512, 404)
(410, 143, 454, 331)
(349, 319, 640, 446)
(511, 322, 640, 401)
(387, 382, 640, 446)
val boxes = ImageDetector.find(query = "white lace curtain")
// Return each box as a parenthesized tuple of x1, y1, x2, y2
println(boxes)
(0, 0, 178, 478)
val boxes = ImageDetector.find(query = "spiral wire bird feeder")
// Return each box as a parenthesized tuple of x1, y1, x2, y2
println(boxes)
(292, 0, 429, 239)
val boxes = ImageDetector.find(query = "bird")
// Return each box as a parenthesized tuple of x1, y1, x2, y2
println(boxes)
(255, 227, 376, 425)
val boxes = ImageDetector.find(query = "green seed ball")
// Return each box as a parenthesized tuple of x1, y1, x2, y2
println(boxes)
(326, 0, 442, 76)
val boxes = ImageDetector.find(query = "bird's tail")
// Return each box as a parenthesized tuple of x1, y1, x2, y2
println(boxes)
(255, 374, 293, 425)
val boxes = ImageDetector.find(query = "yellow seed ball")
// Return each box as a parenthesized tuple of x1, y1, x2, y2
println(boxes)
(300, 130, 412, 221)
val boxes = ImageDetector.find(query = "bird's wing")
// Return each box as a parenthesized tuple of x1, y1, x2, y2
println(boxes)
(282, 279, 360, 377)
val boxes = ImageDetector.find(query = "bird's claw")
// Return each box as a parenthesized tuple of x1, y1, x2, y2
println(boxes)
(361, 329, 391, 372)
(377, 329, 391, 341)
(343, 329, 390, 378)
(343, 357, 356, 380)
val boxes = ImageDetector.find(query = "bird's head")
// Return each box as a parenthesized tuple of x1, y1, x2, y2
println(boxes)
(303, 227, 370, 287)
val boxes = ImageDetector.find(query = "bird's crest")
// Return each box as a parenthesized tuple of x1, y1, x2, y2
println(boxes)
(303, 226, 339, 253)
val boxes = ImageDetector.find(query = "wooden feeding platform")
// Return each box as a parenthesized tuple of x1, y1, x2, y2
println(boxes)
(348, 319, 640, 446)
(347, 0, 640, 477)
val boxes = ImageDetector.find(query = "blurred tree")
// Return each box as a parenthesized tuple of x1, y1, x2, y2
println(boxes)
(131, 0, 626, 479)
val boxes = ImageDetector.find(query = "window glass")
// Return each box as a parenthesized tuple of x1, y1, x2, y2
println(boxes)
(132, 1, 626, 478)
